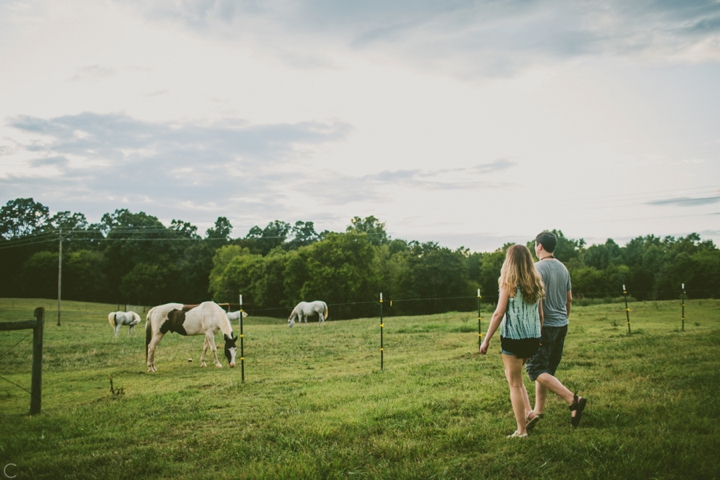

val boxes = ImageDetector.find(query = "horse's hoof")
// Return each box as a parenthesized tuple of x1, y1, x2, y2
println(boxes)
(200, 362, 207, 367)
(215, 364, 223, 368)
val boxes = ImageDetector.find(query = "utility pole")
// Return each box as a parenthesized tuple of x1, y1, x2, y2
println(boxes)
(57, 229, 62, 326)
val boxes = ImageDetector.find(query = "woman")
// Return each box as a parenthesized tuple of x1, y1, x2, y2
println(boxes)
(480, 244, 544, 438)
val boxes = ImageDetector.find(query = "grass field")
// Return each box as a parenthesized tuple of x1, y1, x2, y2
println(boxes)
(1, 297, 719, 479)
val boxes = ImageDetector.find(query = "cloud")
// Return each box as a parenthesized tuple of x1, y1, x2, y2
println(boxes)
(647, 196, 720, 207)
(29, 156, 69, 168)
(1, 111, 517, 228)
(1, 112, 353, 222)
(287, 160, 517, 206)
(70, 65, 117, 82)
(118, 0, 720, 78)
(9, 112, 352, 166)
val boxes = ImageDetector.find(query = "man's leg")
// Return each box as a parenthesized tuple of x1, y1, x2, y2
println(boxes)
(535, 372, 574, 407)
(534, 380, 548, 415)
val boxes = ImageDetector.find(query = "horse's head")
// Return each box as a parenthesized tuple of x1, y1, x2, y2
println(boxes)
(287, 316, 295, 328)
(223, 333, 238, 367)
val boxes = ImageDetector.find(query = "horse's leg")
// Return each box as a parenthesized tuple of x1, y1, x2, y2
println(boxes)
(207, 332, 222, 368)
(114, 323, 121, 337)
(147, 333, 164, 372)
(200, 335, 210, 367)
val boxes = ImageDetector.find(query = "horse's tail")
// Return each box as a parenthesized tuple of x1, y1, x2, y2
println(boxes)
(323, 303, 328, 319)
(108, 313, 115, 327)
(145, 315, 152, 362)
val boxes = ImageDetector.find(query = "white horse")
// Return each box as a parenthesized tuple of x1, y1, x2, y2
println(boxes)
(145, 301, 238, 373)
(108, 311, 141, 337)
(226, 310, 249, 321)
(288, 301, 328, 327)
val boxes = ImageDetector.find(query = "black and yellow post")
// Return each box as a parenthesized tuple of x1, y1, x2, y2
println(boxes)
(477, 288, 483, 350)
(239, 294, 245, 382)
(681, 283, 686, 332)
(380, 292, 384, 371)
(623, 284, 631, 335)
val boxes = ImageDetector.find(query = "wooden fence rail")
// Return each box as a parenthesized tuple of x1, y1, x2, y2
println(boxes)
(0, 307, 45, 415)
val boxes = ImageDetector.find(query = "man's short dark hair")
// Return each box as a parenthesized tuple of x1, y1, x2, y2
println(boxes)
(536, 231, 557, 253)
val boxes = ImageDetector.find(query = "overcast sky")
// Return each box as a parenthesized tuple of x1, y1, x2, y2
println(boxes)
(1, 0, 719, 251)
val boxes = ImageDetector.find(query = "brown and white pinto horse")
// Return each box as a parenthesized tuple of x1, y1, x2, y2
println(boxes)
(145, 301, 238, 373)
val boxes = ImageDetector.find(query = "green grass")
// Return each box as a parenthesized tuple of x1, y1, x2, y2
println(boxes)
(0, 298, 718, 479)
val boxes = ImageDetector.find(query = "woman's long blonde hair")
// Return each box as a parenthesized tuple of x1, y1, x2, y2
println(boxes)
(499, 245, 545, 304)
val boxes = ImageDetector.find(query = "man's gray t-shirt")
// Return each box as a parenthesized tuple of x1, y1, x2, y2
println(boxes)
(535, 259, 571, 327)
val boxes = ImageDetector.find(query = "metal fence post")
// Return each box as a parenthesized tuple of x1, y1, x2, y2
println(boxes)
(239, 294, 245, 383)
(380, 293, 384, 371)
(681, 283, 686, 332)
(477, 288, 483, 350)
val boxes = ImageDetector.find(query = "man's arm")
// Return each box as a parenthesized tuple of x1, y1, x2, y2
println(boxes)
(566, 290, 572, 318)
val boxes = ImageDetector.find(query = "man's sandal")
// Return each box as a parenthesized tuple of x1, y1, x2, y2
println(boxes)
(526, 411, 544, 431)
(569, 392, 587, 428)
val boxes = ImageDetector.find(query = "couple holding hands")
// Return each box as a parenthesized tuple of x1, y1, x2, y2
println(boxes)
(480, 231, 587, 438)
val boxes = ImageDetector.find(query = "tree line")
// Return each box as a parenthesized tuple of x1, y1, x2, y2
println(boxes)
(1, 198, 718, 318)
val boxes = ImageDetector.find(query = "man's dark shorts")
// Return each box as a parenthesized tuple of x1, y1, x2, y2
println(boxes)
(526, 325, 568, 382)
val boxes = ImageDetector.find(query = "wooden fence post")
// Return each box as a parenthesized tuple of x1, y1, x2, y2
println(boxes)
(0, 308, 44, 415)
(623, 285, 631, 335)
(31, 307, 44, 415)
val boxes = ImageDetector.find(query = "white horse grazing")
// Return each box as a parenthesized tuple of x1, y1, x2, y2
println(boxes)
(108, 311, 141, 337)
(145, 301, 238, 373)
(288, 301, 328, 327)
(226, 310, 249, 321)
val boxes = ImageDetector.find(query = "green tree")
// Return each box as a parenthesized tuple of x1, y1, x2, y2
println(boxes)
(582, 239, 622, 270)
(120, 263, 176, 305)
(294, 232, 379, 318)
(0, 198, 49, 239)
(391, 242, 474, 315)
(549, 230, 585, 263)
(208, 245, 255, 302)
(285, 221, 320, 250)
(64, 250, 107, 302)
(253, 250, 289, 310)
(245, 220, 291, 255)
(18, 251, 58, 299)
(206, 217, 232, 245)
(346, 216, 388, 246)
(100, 209, 183, 300)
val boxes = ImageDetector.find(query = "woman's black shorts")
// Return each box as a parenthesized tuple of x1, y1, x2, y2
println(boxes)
(500, 336, 540, 359)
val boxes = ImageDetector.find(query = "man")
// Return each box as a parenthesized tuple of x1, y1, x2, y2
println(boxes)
(525, 231, 587, 429)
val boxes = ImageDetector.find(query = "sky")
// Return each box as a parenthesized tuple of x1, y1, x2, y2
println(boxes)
(1, 0, 719, 252)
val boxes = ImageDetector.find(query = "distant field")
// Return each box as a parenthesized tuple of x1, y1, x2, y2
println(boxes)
(1, 297, 719, 479)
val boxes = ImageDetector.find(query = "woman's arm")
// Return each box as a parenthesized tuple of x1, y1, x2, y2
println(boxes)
(480, 288, 509, 355)
(538, 298, 544, 329)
